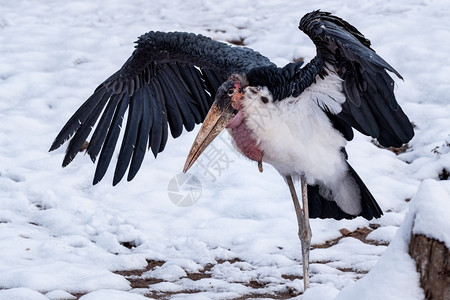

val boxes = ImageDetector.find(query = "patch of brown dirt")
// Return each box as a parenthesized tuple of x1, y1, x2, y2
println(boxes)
(70, 226, 388, 299)
(312, 226, 388, 250)
(226, 38, 245, 46)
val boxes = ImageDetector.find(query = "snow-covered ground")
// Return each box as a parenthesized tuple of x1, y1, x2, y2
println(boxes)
(1, 0, 449, 299)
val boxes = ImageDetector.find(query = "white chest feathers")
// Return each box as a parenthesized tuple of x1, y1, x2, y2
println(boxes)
(239, 73, 363, 216)
(242, 86, 344, 175)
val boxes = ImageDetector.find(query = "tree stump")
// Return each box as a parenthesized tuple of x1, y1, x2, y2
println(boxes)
(408, 234, 450, 300)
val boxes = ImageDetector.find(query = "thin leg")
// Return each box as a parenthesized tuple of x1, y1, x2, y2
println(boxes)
(286, 175, 312, 291)
(300, 175, 312, 289)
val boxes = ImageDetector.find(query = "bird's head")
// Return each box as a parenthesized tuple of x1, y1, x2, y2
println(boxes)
(217, 74, 248, 110)
(183, 74, 248, 172)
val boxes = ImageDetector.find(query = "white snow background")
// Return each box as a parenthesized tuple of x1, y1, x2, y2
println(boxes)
(1, 0, 449, 299)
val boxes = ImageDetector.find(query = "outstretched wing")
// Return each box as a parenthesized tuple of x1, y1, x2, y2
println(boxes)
(50, 31, 274, 185)
(299, 10, 414, 147)
(248, 10, 414, 147)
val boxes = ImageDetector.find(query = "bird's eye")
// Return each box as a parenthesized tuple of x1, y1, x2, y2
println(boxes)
(260, 96, 269, 104)
(227, 88, 234, 96)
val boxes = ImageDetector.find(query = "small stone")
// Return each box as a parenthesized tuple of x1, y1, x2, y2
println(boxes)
(80, 141, 89, 152)
(339, 228, 351, 236)
(369, 223, 380, 229)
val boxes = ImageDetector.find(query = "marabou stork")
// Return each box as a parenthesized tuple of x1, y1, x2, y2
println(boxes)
(50, 11, 414, 290)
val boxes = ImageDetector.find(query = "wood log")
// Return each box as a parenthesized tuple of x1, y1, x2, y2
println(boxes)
(408, 233, 450, 300)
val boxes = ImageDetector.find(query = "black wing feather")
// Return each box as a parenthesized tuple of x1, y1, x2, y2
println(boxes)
(113, 88, 144, 186)
(157, 68, 185, 138)
(168, 63, 202, 126)
(248, 11, 413, 147)
(202, 68, 226, 94)
(50, 88, 109, 153)
(181, 66, 214, 116)
(298, 10, 414, 147)
(148, 79, 166, 157)
(93, 92, 130, 184)
(87, 92, 122, 163)
(128, 87, 152, 181)
(50, 31, 274, 184)
(61, 92, 110, 167)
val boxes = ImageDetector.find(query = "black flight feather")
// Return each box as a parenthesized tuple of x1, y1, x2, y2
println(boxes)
(50, 31, 273, 184)
(51, 11, 413, 189)
(247, 10, 413, 148)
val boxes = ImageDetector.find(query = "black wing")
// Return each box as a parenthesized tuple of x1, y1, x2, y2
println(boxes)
(248, 10, 414, 147)
(50, 31, 274, 185)
(300, 10, 414, 147)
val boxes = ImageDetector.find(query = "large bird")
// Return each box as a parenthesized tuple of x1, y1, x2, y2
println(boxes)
(50, 10, 414, 290)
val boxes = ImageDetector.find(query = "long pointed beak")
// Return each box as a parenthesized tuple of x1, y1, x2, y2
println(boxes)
(183, 100, 237, 173)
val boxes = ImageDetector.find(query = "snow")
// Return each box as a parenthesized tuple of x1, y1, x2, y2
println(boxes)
(366, 225, 398, 244)
(334, 185, 426, 300)
(0, 288, 49, 300)
(1, 0, 450, 299)
(410, 179, 450, 248)
(79, 290, 149, 300)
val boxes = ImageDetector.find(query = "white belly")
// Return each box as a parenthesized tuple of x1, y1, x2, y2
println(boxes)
(239, 76, 363, 216)
(241, 84, 348, 188)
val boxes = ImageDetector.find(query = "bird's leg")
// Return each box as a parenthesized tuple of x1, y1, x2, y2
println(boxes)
(299, 175, 312, 289)
(286, 175, 312, 291)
